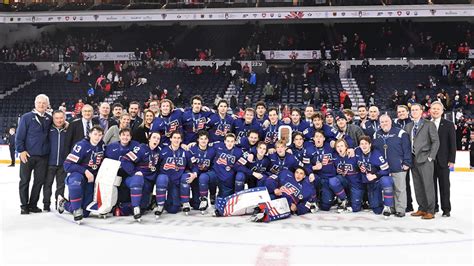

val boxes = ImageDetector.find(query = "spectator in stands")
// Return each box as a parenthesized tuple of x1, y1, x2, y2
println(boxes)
(249, 71, 257, 89)
(264, 82, 275, 103)
(103, 113, 131, 145)
(314, 87, 321, 109)
(5, 127, 16, 167)
(368, 75, 376, 94)
(281, 104, 291, 120)
(390, 90, 400, 109)
(74, 99, 84, 117)
(213, 94, 223, 109)
(16, 94, 52, 214)
(421, 95, 432, 112)
(303, 87, 313, 106)
(361, 58, 370, 71)
(230, 95, 238, 112)
(465, 91, 474, 112)
(289, 73, 296, 91)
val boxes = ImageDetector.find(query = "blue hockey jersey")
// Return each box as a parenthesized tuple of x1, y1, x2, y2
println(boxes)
(355, 148, 390, 183)
(64, 139, 105, 176)
(150, 109, 184, 145)
(207, 113, 235, 143)
(189, 144, 216, 174)
(120, 143, 161, 180)
(181, 108, 212, 144)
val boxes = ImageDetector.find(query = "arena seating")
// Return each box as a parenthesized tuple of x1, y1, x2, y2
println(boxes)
(351, 64, 471, 110)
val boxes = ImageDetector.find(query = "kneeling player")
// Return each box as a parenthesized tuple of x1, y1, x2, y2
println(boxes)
(356, 136, 394, 217)
(212, 133, 247, 198)
(189, 130, 217, 213)
(119, 131, 161, 221)
(242, 141, 270, 188)
(334, 139, 364, 212)
(308, 130, 349, 212)
(155, 131, 193, 218)
(265, 168, 317, 215)
(58, 126, 105, 224)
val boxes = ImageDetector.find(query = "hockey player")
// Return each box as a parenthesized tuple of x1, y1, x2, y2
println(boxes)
(362, 106, 380, 138)
(212, 133, 248, 198)
(105, 128, 140, 161)
(262, 108, 284, 152)
(119, 131, 161, 220)
(285, 108, 310, 134)
(356, 136, 394, 217)
(304, 112, 337, 144)
(182, 95, 212, 145)
(289, 132, 313, 166)
(266, 168, 317, 215)
(307, 130, 349, 212)
(333, 139, 364, 212)
(155, 131, 193, 217)
(267, 140, 304, 176)
(233, 108, 260, 142)
(208, 100, 235, 143)
(58, 126, 105, 224)
(150, 99, 184, 145)
(189, 130, 217, 212)
(241, 141, 271, 188)
(238, 130, 260, 161)
(254, 101, 268, 128)
(104, 128, 140, 218)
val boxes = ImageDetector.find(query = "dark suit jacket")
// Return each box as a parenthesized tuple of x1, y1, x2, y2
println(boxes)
(435, 118, 456, 168)
(406, 118, 440, 164)
(130, 116, 143, 132)
(64, 118, 87, 155)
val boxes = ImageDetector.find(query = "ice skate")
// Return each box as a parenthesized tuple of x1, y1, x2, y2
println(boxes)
(199, 197, 208, 214)
(210, 194, 216, 205)
(57, 195, 66, 214)
(383, 206, 392, 219)
(182, 202, 191, 215)
(98, 213, 107, 219)
(213, 209, 222, 217)
(337, 199, 348, 213)
(310, 202, 319, 213)
(154, 205, 164, 220)
(73, 208, 83, 225)
(133, 206, 142, 222)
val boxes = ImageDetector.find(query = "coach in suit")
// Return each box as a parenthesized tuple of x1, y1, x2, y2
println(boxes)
(430, 101, 456, 217)
(406, 103, 440, 219)
(64, 104, 94, 155)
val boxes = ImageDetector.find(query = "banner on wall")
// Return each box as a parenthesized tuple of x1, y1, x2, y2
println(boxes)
(82, 52, 139, 61)
(262, 50, 326, 60)
(3, 7, 474, 24)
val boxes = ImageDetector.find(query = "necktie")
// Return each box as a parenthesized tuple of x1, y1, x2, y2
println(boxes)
(412, 123, 418, 154)
(86, 121, 91, 136)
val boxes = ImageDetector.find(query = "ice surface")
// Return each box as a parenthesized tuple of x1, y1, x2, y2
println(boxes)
(0, 165, 472, 264)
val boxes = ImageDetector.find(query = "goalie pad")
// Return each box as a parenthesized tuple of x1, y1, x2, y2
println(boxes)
(86, 158, 121, 215)
(251, 198, 292, 223)
(215, 187, 271, 217)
